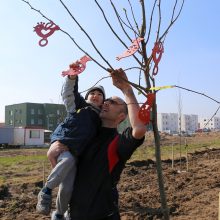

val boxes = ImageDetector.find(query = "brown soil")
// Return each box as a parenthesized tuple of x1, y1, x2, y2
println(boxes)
(1, 132, 220, 220)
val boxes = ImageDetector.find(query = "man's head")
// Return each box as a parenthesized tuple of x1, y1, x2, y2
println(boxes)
(85, 85, 106, 108)
(100, 96, 128, 127)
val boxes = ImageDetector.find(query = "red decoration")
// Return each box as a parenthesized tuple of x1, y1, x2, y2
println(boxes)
(138, 93, 155, 124)
(152, 41, 164, 75)
(61, 55, 92, 77)
(33, 21, 60, 47)
(116, 37, 144, 61)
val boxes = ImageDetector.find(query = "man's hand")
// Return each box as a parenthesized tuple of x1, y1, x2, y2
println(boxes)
(47, 141, 69, 168)
(107, 68, 131, 93)
(108, 68, 147, 139)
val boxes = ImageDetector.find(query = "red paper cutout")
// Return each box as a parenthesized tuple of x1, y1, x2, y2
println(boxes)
(138, 93, 155, 124)
(33, 21, 60, 47)
(61, 55, 92, 77)
(116, 37, 144, 61)
(152, 41, 164, 75)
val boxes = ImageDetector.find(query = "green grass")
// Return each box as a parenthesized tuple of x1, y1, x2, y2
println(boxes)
(131, 140, 220, 161)
(0, 155, 46, 166)
(0, 149, 50, 185)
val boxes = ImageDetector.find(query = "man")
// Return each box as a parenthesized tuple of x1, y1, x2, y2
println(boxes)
(48, 68, 147, 220)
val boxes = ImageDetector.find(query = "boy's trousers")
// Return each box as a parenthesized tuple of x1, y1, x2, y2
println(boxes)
(46, 151, 77, 215)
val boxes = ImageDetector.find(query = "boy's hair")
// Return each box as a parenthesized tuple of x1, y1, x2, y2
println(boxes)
(85, 85, 106, 101)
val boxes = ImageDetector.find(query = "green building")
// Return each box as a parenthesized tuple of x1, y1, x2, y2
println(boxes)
(5, 103, 66, 131)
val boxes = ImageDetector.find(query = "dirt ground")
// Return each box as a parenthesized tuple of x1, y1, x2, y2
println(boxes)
(1, 131, 220, 220)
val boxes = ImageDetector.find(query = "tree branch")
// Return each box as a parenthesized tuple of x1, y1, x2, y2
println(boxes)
(159, 0, 185, 41)
(109, 0, 143, 66)
(127, 0, 140, 35)
(21, 0, 108, 72)
(59, 0, 114, 70)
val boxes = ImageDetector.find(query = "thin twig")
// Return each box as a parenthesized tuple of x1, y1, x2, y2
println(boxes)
(156, 0, 162, 41)
(145, 0, 157, 45)
(59, 0, 114, 70)
(175, 85, 220, 104)
(124, 67, 145, 72)
(128, 0, 140, 35)
(159, 0, 185, 41)
(80, 76, 111, 93)
(109, 0, 142, 66)
(123, 8, 139, 38)
(20, 0, 108, 71)
(94, 1, 131, 54)
(204, 105, 220, 128)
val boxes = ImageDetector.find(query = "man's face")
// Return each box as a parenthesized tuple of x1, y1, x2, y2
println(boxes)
(100, 96, 126, 123)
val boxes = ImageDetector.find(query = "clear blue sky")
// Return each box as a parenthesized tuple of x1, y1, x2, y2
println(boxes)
(0, 0, 220, 122)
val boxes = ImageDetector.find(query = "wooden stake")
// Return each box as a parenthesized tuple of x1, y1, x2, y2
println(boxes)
(185, 138, 189, 171)
(219, 192, 220, 220)
(43, 161, 45, 186)
(172, 144, 174, 169)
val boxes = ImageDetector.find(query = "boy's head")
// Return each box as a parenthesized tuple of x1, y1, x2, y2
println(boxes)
(85, 85, 106, 107)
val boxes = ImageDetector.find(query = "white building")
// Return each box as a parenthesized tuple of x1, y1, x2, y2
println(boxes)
(157, 113, 198, 133)
(0, 126, 45, 146)
(179, 114, 198, 132)
(157, 113, 178, 133)
(199, 117, 220, 130)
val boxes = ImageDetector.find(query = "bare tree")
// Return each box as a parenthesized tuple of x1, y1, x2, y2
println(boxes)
(22, 0, 185, 219)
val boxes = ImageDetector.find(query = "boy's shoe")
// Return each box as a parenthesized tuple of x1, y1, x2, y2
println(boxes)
(51, 211, 65, 220)
(36, 189, 52, 215)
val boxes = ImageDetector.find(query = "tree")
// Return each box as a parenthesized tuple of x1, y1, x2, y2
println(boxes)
(22, 0, 185, 219)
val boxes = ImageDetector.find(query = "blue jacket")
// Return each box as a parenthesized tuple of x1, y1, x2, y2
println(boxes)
(50, 76, 102, 156)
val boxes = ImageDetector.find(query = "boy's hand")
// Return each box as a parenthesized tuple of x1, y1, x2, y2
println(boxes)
(68, 61, 81, 80)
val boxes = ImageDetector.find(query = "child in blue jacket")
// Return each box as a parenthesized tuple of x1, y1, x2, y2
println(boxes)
(36, 62, 105, 220)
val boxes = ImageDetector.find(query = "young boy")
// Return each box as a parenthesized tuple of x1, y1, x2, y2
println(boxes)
(36, 63, 105, 220)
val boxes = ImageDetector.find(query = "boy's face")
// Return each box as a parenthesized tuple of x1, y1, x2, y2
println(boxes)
(87, 90, 104, 107)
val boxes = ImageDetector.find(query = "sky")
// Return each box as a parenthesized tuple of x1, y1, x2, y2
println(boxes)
(0, 0, 220, 122)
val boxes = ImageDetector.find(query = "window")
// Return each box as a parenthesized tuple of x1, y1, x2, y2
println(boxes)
(38, 119, 43, 125)
(31, 109, 35, 115)
(29, 130, 40, 138)
(38, 109, 42, 115)
(57, 109, 60, 115)
(9, 110, 13, 116)
(31, 119, 35, 125)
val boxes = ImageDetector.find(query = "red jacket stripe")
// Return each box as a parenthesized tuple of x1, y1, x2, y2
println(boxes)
(108, 135, 119, 173)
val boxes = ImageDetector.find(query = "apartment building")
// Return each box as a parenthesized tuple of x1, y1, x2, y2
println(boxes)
(158, 113, 199, 133)
(179, 114, 198, 132)
(199, 117, 220, 130)
(157, 113, 179, 133)
(5, 103, 66, 131)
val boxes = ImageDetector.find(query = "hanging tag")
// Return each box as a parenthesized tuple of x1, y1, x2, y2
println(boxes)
(61, 55, 92, 77)
(116, 37, 144, 61)
(33, 21, 60, 47)
(151, 41, 164, 75)
(138, 93, 155, 124)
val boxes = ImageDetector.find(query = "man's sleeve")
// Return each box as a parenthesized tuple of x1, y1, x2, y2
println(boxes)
(117, 127, 145, 161)
(61, 76, 86, 113)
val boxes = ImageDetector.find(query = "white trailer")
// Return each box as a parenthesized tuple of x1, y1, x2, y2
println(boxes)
(0, 127, 45, 147)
